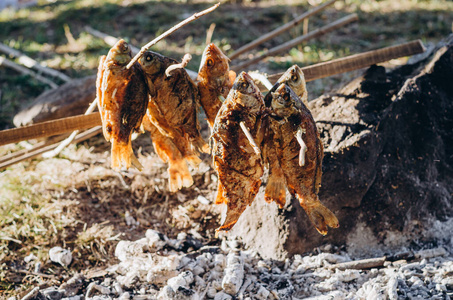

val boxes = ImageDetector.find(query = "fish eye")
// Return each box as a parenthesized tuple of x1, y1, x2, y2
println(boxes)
(291, 74, 298, 82)
(146, 54, 153, 62)
(122, 44, 129, 52)
(207, 58, 214, 67)
(241, 82, 248, 89)
(283, 94, 290, 101)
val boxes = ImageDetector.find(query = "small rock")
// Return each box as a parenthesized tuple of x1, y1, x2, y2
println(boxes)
(146, 229, 167, 250)
(49, 247, 72, 267)
(167, 271, 194, 290)
(59, 273, 85, 297)
(214, 291, 232, 300)
(114, 240, 148, 262)
(42, 287, 63, 300)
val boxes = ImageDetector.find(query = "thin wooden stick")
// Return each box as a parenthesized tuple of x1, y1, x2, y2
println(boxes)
(0, 56, 59, 89)
(267, 39, 425, 84)
(0, 112, 101, 146)
(0, 126, 102, 170)
(85, 26, 198, 80)
(126, 3, 220, 69)
(239, 121, 261, 155)
(329, 256, 387, 270)
(231, 13, 358, 72)
(165, 53, 192, 77)
(0, 43, 72, 82)
(229, 0, 337, 60)
(42, 98, 98, 158)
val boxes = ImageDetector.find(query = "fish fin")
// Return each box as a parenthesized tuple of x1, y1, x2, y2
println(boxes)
(185, 154, 202, 168)
(228, 70, 236, 88)
(298, 196, 339, 235)
(131, 151, 143, 171)
(264, 166, 286, 208)
(215, 182, 227, 204)
(111, 138, 132, 171)
(192, 136, 210, 154)
(168, 158, 193, 192)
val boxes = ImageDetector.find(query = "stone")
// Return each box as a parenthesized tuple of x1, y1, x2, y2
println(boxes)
(49, 247, 72, 267)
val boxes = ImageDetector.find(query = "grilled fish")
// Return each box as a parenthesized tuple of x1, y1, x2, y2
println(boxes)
(142, 116, 198, 192)
(266, 83, 339, 235)
(96, 39, 148, 171)
(197, 43, 236, 128)
(139, 51, 208, 155)
(264, 64, 308, 108)
(211, 72, 266, 233)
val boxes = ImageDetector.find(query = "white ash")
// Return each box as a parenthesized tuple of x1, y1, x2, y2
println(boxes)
(36, 229, 453, 299)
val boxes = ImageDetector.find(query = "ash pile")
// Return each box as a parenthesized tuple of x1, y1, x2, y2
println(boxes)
(19, 229, 453, 300)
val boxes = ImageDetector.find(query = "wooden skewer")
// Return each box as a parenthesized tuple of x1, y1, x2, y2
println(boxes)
(85, 26, 198, 80)
(0, 126, 102, 170)
(229, 0, 337, 60)
(0, 43, 72, 83)
(0, 56, 59, 89)
(231, 13, 358, 72)
(126, 3, 220, 69)
(267, 39, 426, 84)
(0, 112, 101, 147)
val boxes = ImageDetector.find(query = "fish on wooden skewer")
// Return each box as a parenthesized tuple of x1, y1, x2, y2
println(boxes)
(141, 116, 198, 192)
(211, 72, 266, 233)
(265, 83, 339, 235)
(139, 51, 209, 155)
(264, 64, 308, 108)
(197, 43, 236, 128)
(96, 39, 148, 171)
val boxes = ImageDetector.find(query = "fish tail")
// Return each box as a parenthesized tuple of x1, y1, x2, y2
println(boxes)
(297, 195, 339, 236)
(215, 182, 227, 204)
(192, 136, 210, 154)
(264, 166, 286, 208)
(168, 158, 193, 192)
(185, 154, 202, 168)
(111, 138, 132, 171)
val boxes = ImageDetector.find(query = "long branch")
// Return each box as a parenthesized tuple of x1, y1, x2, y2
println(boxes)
(231, 13, 358, 72)
(0, 56, 59, 88)
(126, 3, 220, 69)
(229, 0, 337, 60)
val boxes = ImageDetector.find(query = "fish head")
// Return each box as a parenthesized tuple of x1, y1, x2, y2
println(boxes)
(278, 65, 307, 100)
(106, 39, 132, 66)
(139, 51, 167, 77)
(198, 43, 230, 89)
(230, 71, 264, 111)
(270, 83, 301, 118)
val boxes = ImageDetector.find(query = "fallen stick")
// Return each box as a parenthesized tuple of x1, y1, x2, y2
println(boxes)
(0, 43, 72, 83)
(0, 126, 102, 170)
(229, 0, 337, 60)
(329, 256, 387, 270)
(0, 56, 59, 89)
(127, 3, 220, 69)
(0, 112, 101, 146)
(166, 53, 192, 77)
(231, 13, 358, 72)
(266, 39, 425, 84)
(85, 26, 198, 79)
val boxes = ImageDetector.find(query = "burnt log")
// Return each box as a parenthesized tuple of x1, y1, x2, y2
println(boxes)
(230, 35, 453, 259)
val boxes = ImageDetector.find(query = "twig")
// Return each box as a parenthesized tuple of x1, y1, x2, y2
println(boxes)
(0, 126, 102, 170)
(206, 23, 216, 45)
(231, 13, 358, 72)
(21, 287, 40, 300)
(295, 127, 307, 166)
(0, 56, 59, 89)
(16, 269, 56, 279)
(165, 53, 192, 77)
(267, 39, 426, 84)
(239, 121, 260, 155)
(248, 71, 273, 90)
(229, 0, 337, 60)
(0, 43, 72, 82)
(126, 3, 220, 69)
(42, 98, 98, 158)
(329, 256, 387, 270)
(0, 112, 101, 146)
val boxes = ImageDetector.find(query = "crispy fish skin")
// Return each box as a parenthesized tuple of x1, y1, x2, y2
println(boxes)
(211, 72, 265, 233)
(139, 51, 208, 155)
(197, 43, 236, 128)
(142, 116, 196, 192)
(96, 39, 148, 171)
(264, 64, 308, 108)
(268, 84, 339, 235)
